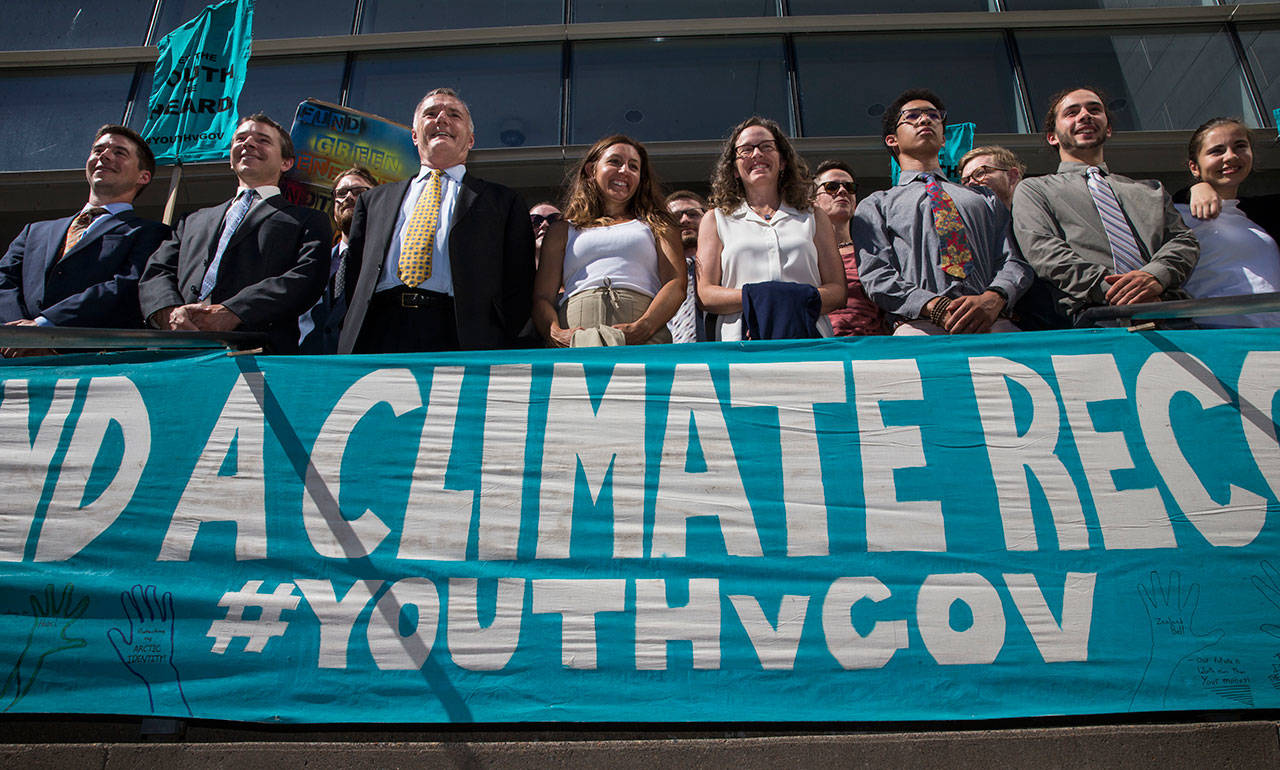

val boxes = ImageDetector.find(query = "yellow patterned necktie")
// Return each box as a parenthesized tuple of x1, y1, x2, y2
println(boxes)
(62, 206, 108, 256)
(399, 170, 444, 286)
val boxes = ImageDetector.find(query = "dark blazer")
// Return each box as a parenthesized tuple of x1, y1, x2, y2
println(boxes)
(298, 241, 347, 355)
(139, 193, 331, 354)
(0, 210, 170, 328)
(337, 171, 536, 354)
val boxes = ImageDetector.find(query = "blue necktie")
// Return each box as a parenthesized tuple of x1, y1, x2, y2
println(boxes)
(1085, 166, 1144, 275)
(201, 189, 258, 300)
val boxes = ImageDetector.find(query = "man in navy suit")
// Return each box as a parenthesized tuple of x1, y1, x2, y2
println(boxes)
(0, 124, 170, 357)
(140, 113, 331, 354)
(298, 165, 375, 354)
(337, 88, 535, 354)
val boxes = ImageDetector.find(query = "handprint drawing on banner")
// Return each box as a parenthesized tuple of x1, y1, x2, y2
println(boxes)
(1, 584, 88, 712)
(107, 585, 191, 716)
(1130, 571, 1224, 709)
(1251, 560, 1280, 640)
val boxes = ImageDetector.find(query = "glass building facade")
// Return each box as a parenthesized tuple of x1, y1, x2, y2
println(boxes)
(0, 0, 1277, 238)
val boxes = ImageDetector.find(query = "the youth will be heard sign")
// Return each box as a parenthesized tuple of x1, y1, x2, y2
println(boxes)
(1, 330, 1278, 723)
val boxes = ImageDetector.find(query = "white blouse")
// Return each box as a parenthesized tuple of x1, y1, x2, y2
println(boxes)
(1177, 200, 1280, 328)
(713, 203, 832, 340)
(561, 219, 661, 302)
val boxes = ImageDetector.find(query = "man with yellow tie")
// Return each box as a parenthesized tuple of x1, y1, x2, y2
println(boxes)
(338, 88, 536, 354)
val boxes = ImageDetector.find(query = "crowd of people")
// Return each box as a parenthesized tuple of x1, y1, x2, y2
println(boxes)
(1, 83, 1276, 358)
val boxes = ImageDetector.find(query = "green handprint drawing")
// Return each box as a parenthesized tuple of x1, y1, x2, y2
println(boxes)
(1, 583, 88, 711)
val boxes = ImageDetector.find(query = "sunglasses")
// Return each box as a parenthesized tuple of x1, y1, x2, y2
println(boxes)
(530, 212, 562, 226)
(333, 184, 371, 200)
(816, 180, 857, 195)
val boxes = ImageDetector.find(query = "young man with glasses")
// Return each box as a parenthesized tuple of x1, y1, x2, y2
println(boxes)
(664, 190, 708, 342)
(852, 89, 1032, 335)
(812, 160, 886, 335)
(299, 165, 376, 353)
(958, 145, 1025, 209)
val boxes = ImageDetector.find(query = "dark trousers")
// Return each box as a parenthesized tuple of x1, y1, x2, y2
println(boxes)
(354, 286, 460, 354)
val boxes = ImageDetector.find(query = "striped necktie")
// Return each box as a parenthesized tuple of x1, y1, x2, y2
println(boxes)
(201, 189, 258, 300)
(1085, 166, 1144, 274)
(62, 206, 108, 256)
(399, 170, 445, 286)
(668, 256, 699, 343)
(921, 173, 973, 279)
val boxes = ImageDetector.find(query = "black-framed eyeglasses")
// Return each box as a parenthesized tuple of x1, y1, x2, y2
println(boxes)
(530, 212, 562, 227)
(333, 184, 371, 200)
(960, 165, 1010, 186)
(734, 140, 778, 158)
(671, 207, 704, 220)
(816, 180, 857, 195)
(897, 108, 946, 126)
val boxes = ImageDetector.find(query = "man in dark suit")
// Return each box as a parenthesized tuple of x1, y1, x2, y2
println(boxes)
(140, 113, 331, 354)
(0, 124, 170, 357)
(337, 88, 535, 354)
(298, 165, 375, 354)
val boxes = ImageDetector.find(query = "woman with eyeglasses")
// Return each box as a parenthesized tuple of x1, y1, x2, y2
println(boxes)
(697, 117, 846, 341)
(1172, 117, 1280, 327)
(812, 159, 887, 336)
(532, 134, 685, 347)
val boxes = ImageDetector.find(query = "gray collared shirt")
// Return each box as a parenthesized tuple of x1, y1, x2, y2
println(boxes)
(1011, 160, 1198, 317)
(852, 168, 1032, 321)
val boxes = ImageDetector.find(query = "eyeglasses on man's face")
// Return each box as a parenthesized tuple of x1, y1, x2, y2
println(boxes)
(897, 108, 946, 126)
(333, 184, 371, 200)
(530, 212, 562, 227)
(960, 165, 1009, 186)
(816, 180, 856, 195)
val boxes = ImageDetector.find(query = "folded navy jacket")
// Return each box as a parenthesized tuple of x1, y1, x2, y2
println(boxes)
(741, 280, 821, 340)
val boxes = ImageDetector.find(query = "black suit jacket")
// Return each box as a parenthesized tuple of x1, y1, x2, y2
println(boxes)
(337, 171, 535, 354)
(139, 193, 331, 354)
(0, 210, 170, 328)
(298, 242, 347, 355)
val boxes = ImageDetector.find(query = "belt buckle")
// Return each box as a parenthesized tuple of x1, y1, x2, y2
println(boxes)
(400, 290, 423, 308)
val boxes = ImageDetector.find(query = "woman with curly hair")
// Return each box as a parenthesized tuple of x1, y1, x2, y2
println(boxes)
(696, 117, 846, 341)
(533, 134, 685, 347)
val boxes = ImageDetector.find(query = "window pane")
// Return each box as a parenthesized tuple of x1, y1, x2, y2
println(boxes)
(360, 0, 561, 32)
(1239, 25, 1280, 125)
(1006, 0, 1206, 8)
(348, 46, 562, 149)
(570, 38, 790, 143)
(129, 56, 346, 136)
(155, 0, 354, 41)
(0, 1, 155, 50)
(0, 67, 133, 171)
(1018, 27, 1260, 131)
(790, 0, 992, 12)
(794, 33, 1023, 137)
(573, 1, 773, 23)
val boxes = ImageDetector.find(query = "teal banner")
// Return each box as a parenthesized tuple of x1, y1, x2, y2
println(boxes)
(140, 0, 255, 165)
(1, 330, 1279, 723)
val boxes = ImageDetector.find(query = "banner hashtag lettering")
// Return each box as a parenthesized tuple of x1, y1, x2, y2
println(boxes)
(207, 580, 300, 654)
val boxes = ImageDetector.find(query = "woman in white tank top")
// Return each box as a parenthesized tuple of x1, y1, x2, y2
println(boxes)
(696, 117, 846, 341)
(532, 135, 686, 346)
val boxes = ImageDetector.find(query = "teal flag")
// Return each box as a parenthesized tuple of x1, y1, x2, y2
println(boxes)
(890, 122, 976, 185)
(141, 0, 255, 164)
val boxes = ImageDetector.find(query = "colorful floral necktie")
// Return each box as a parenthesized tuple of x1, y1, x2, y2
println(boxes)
(922, 172, 973, 279)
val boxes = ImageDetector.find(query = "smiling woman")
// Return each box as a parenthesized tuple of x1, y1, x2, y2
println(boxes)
(532, 135, 686, 347)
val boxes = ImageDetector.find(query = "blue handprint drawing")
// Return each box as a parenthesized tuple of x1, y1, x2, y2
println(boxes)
(2, 583, 89, 711)
(107, 585, 191, 716)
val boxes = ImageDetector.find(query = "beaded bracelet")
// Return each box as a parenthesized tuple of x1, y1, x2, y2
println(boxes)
(927, 296, 952, 328)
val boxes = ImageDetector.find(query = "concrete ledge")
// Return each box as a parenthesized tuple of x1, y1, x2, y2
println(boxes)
(2, 721, 1276, 769)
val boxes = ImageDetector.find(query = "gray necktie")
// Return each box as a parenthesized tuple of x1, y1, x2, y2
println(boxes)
(201, 189, 258, 300)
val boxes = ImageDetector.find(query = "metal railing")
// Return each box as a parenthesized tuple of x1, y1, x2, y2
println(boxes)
(1078, 292, 1280, 327)
(0, 326, 268, 353)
